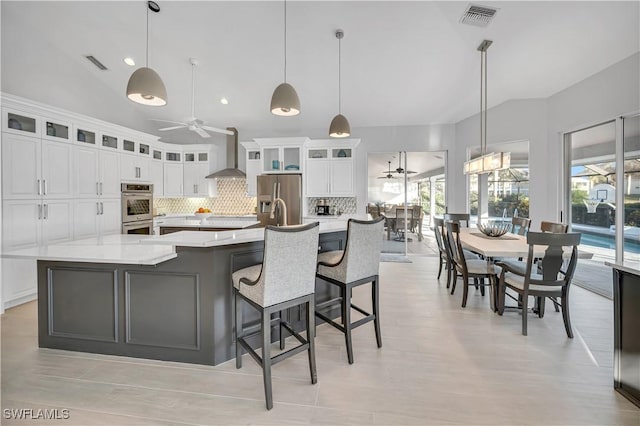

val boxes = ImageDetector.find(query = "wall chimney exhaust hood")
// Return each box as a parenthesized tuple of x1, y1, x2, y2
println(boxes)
(206, 127, 246, 179)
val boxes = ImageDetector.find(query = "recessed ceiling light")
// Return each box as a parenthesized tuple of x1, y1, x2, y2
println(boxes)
(220, 98, 229, 105)
(123, 57, 135, 66)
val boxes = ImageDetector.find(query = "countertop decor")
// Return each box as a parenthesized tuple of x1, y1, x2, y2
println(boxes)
(477, 221, 512, 237)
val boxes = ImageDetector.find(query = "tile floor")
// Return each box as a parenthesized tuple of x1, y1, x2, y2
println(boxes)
(2, 257, 639, 425)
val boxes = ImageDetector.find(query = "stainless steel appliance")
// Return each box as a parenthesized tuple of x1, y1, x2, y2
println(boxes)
(122, 220, 153, 235)
(257, 174, 302, 226)
(121, 183, 153, 234)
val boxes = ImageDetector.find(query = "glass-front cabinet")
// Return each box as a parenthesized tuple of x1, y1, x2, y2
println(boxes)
(3, 108, 40, 136)
(43, 119, 71, 142)
(262, 146, 302, 173)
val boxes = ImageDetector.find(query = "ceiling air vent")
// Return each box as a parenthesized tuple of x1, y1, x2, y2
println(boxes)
(85, 55, 108, 71)
(459, 3, 498, 27)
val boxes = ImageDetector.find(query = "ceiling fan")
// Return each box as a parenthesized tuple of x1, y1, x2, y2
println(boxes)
(378, 161, 397, 179)
(391, 152, 417, 174)
(150, 58, 233, 137)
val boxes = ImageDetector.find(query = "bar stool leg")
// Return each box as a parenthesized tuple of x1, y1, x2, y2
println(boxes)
(235, 290, 243, 369)
(372, 277, 382, 348)
(261, 309, 273, 410)
(306, 299, 317, 384)
(343, 286, 354, 364)
(279, 310, 286, 350)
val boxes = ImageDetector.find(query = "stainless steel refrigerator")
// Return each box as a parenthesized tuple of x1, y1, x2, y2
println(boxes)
(256, 174, 302, 226)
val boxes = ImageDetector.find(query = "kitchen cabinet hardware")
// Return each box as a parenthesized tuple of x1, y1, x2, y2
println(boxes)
(44, 204, 48, 219)
(43, 179, 48, 195)
(37, 179, 41, 196)
(97, 202, 100, 215)
(38, 204, 42, 220)
(96, 182, 99, 195)
(99, 182, 103, 195)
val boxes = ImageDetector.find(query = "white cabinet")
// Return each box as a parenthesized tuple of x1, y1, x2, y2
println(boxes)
(242, 142, 261, 197)
(3, 107, 40, 137)
(163, 163, 184, 197)
(305, 146, 355, 197)
(73, 198, 121, 239)
(261, 145, 302, 173)
(121, 153, 150, 182)
(73, 146, 120, 198)
(2, 133, 73, 200)
(2, 199, 73, 250)
(149, 160, 164, 197)
(183, 151, 210, 197)
(183, 163, 210, 197)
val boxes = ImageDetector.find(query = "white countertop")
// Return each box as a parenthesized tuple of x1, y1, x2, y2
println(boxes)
(0, 216, 365, 264)
(2, 234, 177, 265)
(154, 217, 260, 229)
(141, 216, 364, 248)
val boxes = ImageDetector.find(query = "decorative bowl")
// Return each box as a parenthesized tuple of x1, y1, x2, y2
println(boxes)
(194, 212, 213, 224)
(477, 221, 512, 237)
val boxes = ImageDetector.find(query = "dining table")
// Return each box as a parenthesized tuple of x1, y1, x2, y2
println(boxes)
(456, 227, 593, 311)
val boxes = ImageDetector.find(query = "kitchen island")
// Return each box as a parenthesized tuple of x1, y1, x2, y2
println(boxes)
(3, 220, 355, 366)
(153, 215, 261, 234)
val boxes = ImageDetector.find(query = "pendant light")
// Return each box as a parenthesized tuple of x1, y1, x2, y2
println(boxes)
(126, 1, 167, 106)
(329, 29, 351, 138)
(463, 40, 510, 174)
(270, 0, 300, 116)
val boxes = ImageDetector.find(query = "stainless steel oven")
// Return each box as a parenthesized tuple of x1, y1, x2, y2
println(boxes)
(122, 220, 153, 235)
(121, 183, 153, 224)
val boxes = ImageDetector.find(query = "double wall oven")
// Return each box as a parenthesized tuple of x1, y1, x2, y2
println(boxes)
(121, 183, 153, 234)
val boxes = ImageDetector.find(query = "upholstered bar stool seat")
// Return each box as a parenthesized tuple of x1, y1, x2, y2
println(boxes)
(315, 217, 385, 364)
(234, 222, 320, 410)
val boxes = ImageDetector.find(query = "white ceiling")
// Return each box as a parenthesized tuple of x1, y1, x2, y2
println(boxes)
(2, 1, 638, 145)
(367, 151, 445, 179)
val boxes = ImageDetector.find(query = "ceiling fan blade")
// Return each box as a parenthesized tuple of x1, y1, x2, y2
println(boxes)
(192, 127, 211, 138)
(201, 125, 234, 136)
(158, 125, 187, 131)
(150, 118, 188, 126)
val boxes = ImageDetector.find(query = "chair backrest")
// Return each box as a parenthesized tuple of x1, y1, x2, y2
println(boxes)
(395, 206, 414, 228)
(260, 222, 320, 306)
(512, 217, 531, 236)
(338, 216, 385, 283)
(523, 231, 581, 288)
(367, 204, 381, 219)
(432, 217, 446, 254)
(540, 221, 568, 233)
(445, 221, 468, 275)
(444, 213, 470, 228)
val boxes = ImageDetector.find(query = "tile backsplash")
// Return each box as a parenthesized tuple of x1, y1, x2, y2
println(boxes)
(307, 197, 357, 215)
(155, 179, 257, 215)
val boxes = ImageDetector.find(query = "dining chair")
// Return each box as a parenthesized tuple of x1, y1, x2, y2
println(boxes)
(446, 221, 500, 309)
(394, 207, 414, 242)
(433, 218, 449, 281)
(232, 222, 320, 410)
(444, 213, 470, 227)
(496, 231, 581, 337)
(315, 217, 385, 364)
(511, 217, 531, 236)
(540, 221, 568, 233)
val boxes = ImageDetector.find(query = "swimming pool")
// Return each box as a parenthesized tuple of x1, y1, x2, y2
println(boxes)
(580, 230, 640, 254)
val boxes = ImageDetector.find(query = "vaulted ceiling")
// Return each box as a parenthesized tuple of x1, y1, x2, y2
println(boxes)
(2, 1, 638, 144)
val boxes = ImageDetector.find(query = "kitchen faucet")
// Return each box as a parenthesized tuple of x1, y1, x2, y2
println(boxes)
(269, 198, 288, 226)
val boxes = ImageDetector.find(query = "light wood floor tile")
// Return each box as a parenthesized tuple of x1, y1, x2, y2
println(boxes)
(2, 256, 639, 425)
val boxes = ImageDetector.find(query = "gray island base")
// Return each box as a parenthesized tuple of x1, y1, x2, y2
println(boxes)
(37, 230, 346, 366)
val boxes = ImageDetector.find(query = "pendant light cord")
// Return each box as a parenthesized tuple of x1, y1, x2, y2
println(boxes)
(338, 34, 342, 114)
(145, 2, 149, 67)
(283, 0, 287, 83)
(484, 47, 488, 157)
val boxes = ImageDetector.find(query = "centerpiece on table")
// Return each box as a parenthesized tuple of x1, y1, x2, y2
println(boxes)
(477, 220, 512, 237)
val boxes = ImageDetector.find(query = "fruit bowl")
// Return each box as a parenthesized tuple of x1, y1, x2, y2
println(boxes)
(477, 221, 512, 237)
(194, 212, 213, 224)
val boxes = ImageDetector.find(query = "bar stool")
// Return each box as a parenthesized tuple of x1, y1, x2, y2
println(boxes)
(232, 222, 320, 410)
(315, 216, 385, 364)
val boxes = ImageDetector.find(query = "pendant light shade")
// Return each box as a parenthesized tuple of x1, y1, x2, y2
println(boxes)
(270, 82, 300, 116)
(270, 0, 300, 116)
(329, 29, 350, 138)
(127, 1, 167, 106)
(127, 67, 167, 106)
(329, 114, 350, 138)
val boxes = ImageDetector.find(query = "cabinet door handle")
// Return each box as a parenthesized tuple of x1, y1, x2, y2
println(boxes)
(97, 202, 100, 215)
(99, 182, 103, 195)
(37, 179, 41, 196)
(38, 204, 42, 220)
(136, 167, 139, 178)
(100, 202, 104, 215)
(43, 204, 48, 220)
(43, 180, 48, 195)
(96, 182, 100, 195)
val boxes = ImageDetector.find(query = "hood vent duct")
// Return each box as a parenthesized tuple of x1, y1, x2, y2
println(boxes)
(206, 127, 246, 179)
